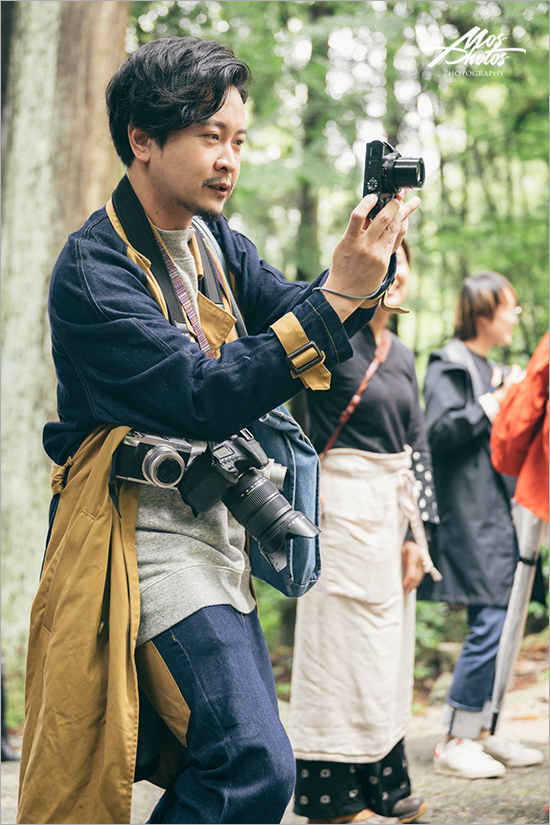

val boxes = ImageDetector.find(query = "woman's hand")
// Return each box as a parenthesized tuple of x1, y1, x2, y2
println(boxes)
(401, 540, 425, 592)
(492, 364, 524, 405)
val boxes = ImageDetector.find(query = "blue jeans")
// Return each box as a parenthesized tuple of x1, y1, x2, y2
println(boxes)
(146, 605, 295, 824)
(445, 605, 507, 738)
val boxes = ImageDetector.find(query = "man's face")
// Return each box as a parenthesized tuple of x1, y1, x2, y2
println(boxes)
(136, 86, 246, 229)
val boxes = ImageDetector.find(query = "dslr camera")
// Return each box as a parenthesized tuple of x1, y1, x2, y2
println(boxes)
(115, 428, 319, 571)
(363, 140, 425, 218)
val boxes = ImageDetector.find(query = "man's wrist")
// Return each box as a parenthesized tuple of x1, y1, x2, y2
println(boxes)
(313, 285, 380, 301)
(316, 289, 363, 322)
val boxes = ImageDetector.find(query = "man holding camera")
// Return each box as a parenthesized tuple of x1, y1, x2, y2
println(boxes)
(17, 37, 418, 825)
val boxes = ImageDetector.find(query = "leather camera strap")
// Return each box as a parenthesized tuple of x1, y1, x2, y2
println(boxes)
(319, 327, 392, 461)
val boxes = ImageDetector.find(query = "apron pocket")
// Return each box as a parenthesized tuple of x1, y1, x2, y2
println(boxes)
(320, 469, 402, 604)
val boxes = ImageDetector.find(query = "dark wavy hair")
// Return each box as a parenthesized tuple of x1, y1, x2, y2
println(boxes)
(106, 37, 251, 166)
(453, 271, 516, 341)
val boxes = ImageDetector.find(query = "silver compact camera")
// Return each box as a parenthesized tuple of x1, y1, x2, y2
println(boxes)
(115, 431, 194, 488)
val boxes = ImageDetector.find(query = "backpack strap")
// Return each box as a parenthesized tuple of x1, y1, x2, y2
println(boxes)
(192, 217, 249, 338)
(193, 225, 225, 309)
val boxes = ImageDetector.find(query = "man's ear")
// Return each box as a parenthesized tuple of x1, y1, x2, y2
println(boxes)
(128, 126, 153, 162)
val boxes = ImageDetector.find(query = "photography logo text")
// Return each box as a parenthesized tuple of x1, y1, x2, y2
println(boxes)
(428, 26, 526, 75)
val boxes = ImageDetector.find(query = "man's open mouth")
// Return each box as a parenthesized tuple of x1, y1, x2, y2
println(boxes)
(204, 180, 233, 193)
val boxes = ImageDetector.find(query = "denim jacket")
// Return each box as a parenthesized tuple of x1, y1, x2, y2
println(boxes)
(44, 193, 395, 465)
(21, 191, 396, 823)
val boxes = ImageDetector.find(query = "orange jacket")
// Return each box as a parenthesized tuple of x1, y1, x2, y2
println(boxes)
(490, 331, 549, 522)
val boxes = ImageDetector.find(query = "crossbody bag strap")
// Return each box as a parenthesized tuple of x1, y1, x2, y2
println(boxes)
(319, 327, 392, 461)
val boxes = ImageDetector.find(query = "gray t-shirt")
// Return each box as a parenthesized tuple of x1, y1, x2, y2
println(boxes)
(135, 226, 255, 645)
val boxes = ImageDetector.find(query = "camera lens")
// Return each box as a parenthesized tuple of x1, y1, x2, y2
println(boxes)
(223, 471, 286, 537)
(142, 446, 185, 487)
(223, 470, 319, 568)
(388, 157, 425, 190)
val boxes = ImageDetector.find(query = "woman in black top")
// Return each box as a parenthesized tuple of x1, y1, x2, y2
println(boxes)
(289, 242, 438, 825)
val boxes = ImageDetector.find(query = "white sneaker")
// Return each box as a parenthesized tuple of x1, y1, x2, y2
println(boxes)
(434, 738, 506, 779)
(482, 735, 544, 767)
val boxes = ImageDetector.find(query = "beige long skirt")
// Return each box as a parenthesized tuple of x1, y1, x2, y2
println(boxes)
(289, 448, 418, 764)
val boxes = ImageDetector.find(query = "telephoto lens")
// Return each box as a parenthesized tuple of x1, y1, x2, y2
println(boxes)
(222, 470, 319, 571)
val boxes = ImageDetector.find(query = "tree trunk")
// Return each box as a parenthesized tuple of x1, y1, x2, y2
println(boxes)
(293, 2, 338, 282)
(1, 0, 129, 717)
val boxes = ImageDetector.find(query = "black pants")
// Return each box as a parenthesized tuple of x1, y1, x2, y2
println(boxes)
(294, 738, 411, 819)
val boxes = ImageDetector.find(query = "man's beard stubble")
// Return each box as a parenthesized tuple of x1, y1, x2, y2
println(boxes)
(173, 177, 234, 224)
(175, 195, 222, 224)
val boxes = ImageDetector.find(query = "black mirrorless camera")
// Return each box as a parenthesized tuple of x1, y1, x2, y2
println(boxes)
(115, 428, 319, 571)
(363, 140, 425, 218)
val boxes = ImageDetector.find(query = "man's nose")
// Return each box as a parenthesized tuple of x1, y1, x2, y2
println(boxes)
(214, 143, 238, 173)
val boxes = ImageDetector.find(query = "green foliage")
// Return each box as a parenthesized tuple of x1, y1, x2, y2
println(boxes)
(253, 578, 294, 649)
(129, 0, 548, 356)
(414, 601, 469, 677)
(254, 579, 297, 699)
(3, 656, 26, 730)
(527, 544, 549, 628)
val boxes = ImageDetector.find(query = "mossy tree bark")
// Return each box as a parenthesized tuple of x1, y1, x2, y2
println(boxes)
(1, 0, 129, 720)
